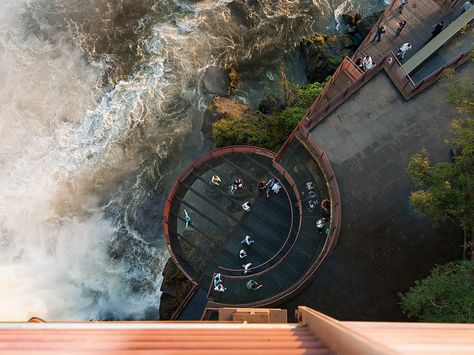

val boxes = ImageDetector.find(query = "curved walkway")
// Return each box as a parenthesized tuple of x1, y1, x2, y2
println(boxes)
(163, 145, 341, 307)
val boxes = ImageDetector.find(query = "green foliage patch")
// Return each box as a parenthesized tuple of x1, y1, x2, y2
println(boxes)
(399, 261, 474, 322)
(212, 82, 325, 151)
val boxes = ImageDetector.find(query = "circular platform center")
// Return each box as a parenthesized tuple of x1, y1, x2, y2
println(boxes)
(165, 149, 299, 286)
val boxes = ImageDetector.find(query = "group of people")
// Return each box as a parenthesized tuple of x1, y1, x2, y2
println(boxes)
(212, 233, 261, 293)
(355, 56, 375, 72)
(213, 272, 262, 293)
(213, 273, 226, 292)
(364, 0, 467, 62)
(210, 174, 285, 213)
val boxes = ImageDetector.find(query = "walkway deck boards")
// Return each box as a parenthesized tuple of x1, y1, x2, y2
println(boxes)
(354, 0, 466, 64)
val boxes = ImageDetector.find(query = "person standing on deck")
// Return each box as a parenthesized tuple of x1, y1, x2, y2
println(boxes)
(271, 181, 282, 194)
(184, 209, 191, 229)
(370, 25, 386, 43)
(213, 273, 226, 292)
(397, 42, 412, 59)
(241, 235, 255, 245)
(429, 21, 444, 41)
(316, 217, 326, 234)
(395, 21, 407, 37)
(398, 0, 408, 14)
(246, 280, 263, 291)
(362, 56, 374, 71)
(242, 201, 251, 212)
(462, 0, 473, 14)
(210, 175, 221, 186)
(242, 263, 252, 275)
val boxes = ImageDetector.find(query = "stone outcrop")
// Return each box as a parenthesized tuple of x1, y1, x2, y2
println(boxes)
(158, 257, 194, 320)
(201, 66, 238, 97)
(201, 96, 254, 141)
(300, 33, 355, 83)
(300, 10, 383, 82)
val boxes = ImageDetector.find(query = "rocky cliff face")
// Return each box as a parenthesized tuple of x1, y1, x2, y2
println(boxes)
(300, 10, 383, 82)
(201, 96, 253, 141)
(159, 257, 194, 320)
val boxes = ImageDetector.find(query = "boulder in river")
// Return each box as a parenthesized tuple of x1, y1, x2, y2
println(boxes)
(201, 66, 238, 97)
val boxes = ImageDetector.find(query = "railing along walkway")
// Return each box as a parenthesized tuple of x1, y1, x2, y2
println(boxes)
(301, 48, 471, 132)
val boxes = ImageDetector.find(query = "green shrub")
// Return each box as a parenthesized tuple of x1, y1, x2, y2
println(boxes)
(400, 261, 474, 322)
(212, 81, 325, 150)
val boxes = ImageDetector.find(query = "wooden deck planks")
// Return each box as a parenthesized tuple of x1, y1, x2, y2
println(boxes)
(354, 0, 467, 64)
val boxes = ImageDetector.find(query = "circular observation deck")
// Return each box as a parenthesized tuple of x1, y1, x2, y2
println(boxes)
(164, 145, 338, 307)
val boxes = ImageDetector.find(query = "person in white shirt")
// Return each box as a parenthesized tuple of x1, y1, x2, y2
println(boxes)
(362, 56, 374, 71)
(239, 249, 247, 259)
(242, 263, 252, 275)
(316, 217, 326, 234)
(242, 201, 251, 212)
(272, 182, 282, 194)
(397, 43, 412, 59)
(241, 235, 255, 245)
(462, 0, 473, 13)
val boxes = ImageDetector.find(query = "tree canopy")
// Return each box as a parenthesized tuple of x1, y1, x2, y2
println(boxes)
(400, 260, 474, 322)
(406, 67, 474, 253)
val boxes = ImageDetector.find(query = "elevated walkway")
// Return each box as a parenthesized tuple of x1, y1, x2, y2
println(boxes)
(352, 0, 468, 64)
(164, 146, 340, 308)
(403, 6, 474, 73)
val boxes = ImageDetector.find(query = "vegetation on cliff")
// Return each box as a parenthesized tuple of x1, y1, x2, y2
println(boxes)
(212, 82, 324, 150)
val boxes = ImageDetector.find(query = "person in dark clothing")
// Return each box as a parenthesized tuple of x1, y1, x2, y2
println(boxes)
(370, 25, 386, 43)
(430, 21, 444, 40)
(398, 0, 408, 14)
(395, 20, 407, 37)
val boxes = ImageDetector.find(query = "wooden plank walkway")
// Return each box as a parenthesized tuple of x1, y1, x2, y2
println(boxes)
(403, 6, 474, 72)
(353, 0, 468, 64)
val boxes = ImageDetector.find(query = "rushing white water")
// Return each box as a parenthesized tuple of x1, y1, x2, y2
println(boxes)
(0, 0, 385, 321)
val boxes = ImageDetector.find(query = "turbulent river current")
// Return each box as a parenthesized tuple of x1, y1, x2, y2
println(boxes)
(0, 0, 385, 320)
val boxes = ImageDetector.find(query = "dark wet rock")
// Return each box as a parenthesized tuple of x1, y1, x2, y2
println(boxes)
(301, 11, 383, 83)
(132, 187, 166, 246)
(300, 33, 355, 82)
(259, 95, 283, 115)
(341, 12, 362, 26)
(201, 97, 252, 141)
(356, 10, 384, 37)
(201, 66, 231, 97)
(158, 257, 193, 320)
